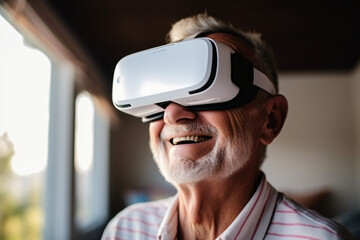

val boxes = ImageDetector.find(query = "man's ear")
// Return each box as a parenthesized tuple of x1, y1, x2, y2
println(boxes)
(259, 95, 288, 145)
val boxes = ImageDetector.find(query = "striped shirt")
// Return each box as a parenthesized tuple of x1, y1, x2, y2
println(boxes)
(102, 175, 353, 240)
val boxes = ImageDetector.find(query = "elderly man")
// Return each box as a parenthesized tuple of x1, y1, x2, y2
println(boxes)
(102, 13, 353, 240)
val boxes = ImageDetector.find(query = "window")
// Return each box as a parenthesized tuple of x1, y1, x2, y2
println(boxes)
(0, 12, 50, 239)
(0, 5, 110, 239)
(74, 92, 109, 232)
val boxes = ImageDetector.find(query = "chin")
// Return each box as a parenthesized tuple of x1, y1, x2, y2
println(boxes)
(152, 135, 253, 185)
(155, 143, 225, 184)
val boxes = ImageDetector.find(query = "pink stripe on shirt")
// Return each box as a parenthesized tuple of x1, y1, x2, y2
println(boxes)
(128, 207, 165, 219)
(280, 200, 339, 236)
(118, 217, 160, 227)
(234, 178, 266, 239)
(116, 226, 157, 239)
(250, 187, 273, 240)
(267, 232, 321, 240)
(271, 222, 337, 234)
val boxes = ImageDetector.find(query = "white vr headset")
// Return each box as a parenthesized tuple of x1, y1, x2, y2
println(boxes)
(112, 37, 276, 122)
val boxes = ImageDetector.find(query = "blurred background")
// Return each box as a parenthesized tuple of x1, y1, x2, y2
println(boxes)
(0, 0, 359, 239)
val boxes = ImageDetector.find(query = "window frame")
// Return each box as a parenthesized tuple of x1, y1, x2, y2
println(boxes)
(0, 1, 113, 239)
(73, 88, 110, 238)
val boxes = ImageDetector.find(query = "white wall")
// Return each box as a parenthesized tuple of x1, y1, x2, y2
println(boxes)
(262, 66, 360, 217)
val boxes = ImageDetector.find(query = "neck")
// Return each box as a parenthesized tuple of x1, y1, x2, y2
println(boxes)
(175, 169, 261, 240)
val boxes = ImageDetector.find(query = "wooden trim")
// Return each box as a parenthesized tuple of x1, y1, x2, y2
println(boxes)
(1, 0, 119, 123)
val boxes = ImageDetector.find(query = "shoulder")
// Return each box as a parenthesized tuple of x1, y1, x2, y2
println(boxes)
(101, 197, 174, 240)
(266, 194, 354, 240)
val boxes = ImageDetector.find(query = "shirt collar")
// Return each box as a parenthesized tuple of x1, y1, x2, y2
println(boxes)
(218, 173, 278, 240)
(157, 173, 278, 240)
(157, 195, 179, 240)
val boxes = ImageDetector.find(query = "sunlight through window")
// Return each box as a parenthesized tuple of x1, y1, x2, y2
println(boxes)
(75, 93, 95, 173)
(0, 14, 50, 176)
(74, 92, 109, 230)
(0, 12, 51, 240)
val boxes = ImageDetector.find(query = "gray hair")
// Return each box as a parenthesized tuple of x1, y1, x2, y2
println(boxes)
(166, 13, 278, 93)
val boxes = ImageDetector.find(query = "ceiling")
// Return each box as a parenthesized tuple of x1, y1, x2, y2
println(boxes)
(46, 0, 359, 88)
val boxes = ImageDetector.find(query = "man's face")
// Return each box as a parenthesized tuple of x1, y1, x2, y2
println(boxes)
(149, 103, 260, 184)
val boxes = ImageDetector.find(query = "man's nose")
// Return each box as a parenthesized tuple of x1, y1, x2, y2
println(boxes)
(163, 103, 196, 124)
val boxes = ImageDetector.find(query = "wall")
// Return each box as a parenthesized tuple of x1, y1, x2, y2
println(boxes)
(262, 67, 360, 217)
(109, 113, 175, 216)
(352, 64, 360, 209)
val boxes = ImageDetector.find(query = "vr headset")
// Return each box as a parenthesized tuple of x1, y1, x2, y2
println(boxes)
(112, 37, 276, 122)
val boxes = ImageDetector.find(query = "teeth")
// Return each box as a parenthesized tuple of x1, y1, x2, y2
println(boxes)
(172, 135, 210, 145)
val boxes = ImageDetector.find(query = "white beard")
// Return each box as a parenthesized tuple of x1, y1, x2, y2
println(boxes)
(150, 122, 254, 185)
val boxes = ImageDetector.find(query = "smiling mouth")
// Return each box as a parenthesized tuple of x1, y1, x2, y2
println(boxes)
(170, 135, 212, 145)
